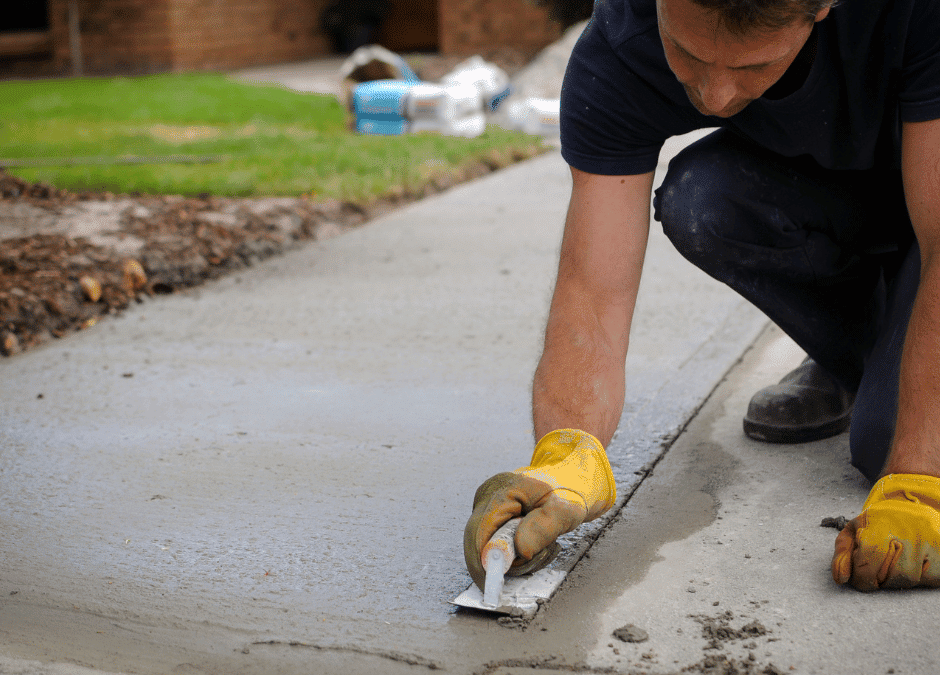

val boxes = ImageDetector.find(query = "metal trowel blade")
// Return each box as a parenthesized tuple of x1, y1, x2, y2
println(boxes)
(449, 569, 566, 617)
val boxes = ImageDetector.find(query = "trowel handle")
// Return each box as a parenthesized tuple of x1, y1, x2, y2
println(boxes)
(481, 517, 522, 571)
(481, 517, 522, 608)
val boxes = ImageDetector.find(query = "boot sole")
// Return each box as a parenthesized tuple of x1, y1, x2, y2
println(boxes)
(743, 409, 852, 444)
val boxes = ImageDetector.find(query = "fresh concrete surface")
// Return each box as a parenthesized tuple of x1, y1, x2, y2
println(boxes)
(5, 319, 940, 675)
(578, 325, 939, 675)
(0, 128, 775, 675)
(3, 112, 935, 672)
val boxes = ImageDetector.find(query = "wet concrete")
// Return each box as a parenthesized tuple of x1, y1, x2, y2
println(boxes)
(581, 326, 940, 675)
(4, 123, 937, 672)
(0, 133, 772, 674)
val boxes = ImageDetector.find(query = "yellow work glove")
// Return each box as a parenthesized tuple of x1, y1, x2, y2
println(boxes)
(832, 473, 940, 591)
(463, 429, 616, 591)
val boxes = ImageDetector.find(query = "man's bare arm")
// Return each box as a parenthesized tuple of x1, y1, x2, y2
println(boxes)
(831, 118, 940, 588)
(463, 168, 654, 578)
(532, 167, 656, 446)
(882, 118, 940, 478)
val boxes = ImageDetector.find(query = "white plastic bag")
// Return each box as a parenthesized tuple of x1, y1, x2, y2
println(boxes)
(504, 97, 560, 136)
(406, 82, 482, 122)
(410, 113, 487, 138)
(440, 56, 511, 111)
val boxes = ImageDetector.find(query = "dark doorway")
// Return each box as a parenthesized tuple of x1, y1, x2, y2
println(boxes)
(0, 1, 54, 77)
(1, 2, 51, 32)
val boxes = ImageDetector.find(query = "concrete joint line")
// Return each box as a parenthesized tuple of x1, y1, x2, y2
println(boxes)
(497, 310, 769, 623)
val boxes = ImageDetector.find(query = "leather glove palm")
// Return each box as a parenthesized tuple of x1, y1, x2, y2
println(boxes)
(832, 473, 940, 591)
(463, 429, 616, 591)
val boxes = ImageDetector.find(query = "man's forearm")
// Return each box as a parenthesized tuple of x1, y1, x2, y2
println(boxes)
(887, 119, 940, 478)
(882, 253, 940, 478)
(531, 168, 654, 448)
(531, 290, 629, 445)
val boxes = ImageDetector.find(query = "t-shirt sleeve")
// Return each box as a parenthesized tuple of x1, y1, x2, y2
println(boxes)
(559, 17, 697, 175)
(898, 0, 940, 122)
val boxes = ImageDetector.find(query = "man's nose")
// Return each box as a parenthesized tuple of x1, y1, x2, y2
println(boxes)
(698, 70, 737, 114)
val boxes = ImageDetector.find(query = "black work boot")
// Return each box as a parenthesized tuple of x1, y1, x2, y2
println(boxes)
(743, 357, 855, 443)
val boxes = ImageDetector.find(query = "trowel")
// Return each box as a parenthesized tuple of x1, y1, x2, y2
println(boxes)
(450, 517, 563, 617)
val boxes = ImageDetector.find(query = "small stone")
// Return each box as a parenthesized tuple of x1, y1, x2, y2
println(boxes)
(613, 624, 649, 643)
(79, 275, 102, 302)
(821, 516, 849, 530)
(122, 259, 147, 292)
(1, 332, 20, 356)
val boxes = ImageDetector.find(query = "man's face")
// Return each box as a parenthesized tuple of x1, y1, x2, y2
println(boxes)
(656, 0, 829, 118)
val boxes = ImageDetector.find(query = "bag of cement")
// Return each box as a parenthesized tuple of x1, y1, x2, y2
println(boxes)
(410, 112, 487, 138)
(405, 82, 482, 122)
(340, 45, 420, 110)
(503, 97, 560, 136)
(352, 79, 411, 135)
(440, 56, 511, 111)
(357, 117, 410, 135)
(352, 79, 485, 137)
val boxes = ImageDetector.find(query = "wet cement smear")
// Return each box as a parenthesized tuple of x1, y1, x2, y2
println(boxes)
(463, 441, 742, 670)
(565, 441, 738, 594)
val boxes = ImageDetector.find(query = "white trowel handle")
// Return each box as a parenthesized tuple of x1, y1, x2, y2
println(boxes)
(481, 517, 521, 607)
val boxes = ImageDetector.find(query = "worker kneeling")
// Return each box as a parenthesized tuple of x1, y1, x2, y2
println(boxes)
(465, 0, 940, 593)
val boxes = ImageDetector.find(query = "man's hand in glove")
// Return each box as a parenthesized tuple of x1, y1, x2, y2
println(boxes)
(832, 473, 940, 590)
(463, 429, 616, 591)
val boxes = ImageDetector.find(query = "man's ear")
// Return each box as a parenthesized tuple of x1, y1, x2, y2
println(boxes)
(814, 5, 832, 22)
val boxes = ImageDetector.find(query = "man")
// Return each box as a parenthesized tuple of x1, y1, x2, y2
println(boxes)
(465, 0, 940, 592)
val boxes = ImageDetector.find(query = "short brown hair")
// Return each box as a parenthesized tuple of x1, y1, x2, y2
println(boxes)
(691, 0, 834, 34)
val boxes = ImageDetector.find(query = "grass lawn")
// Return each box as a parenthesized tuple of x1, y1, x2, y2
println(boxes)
(0, 73, 548, 200)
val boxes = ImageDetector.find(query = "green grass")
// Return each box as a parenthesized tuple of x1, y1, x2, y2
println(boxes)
(0, 73, 547, 200)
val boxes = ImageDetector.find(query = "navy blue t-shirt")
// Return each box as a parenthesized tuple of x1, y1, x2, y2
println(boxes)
(560, 0, 940, 175)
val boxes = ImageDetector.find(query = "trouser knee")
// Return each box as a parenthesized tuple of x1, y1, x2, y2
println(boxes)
(652, 132, 788, 280)
(654, 152, 731, 274)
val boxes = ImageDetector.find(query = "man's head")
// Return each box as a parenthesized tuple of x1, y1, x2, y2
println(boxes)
(657, 0, 832, 117)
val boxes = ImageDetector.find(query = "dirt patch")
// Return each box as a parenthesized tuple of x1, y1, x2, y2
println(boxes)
(691, 611, 769, 651)
(677, 611, 783, 675)
(0, 146, 543, 357)
(681, 653, 786, 675)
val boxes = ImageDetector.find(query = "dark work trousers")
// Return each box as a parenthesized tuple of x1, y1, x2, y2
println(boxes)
(653, 128, 919, 482)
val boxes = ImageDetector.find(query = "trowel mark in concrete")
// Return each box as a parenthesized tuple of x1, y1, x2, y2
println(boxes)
(550, 440, 738, 602)
(476, 443, 744, 674)
(250, 640, 443, 672)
